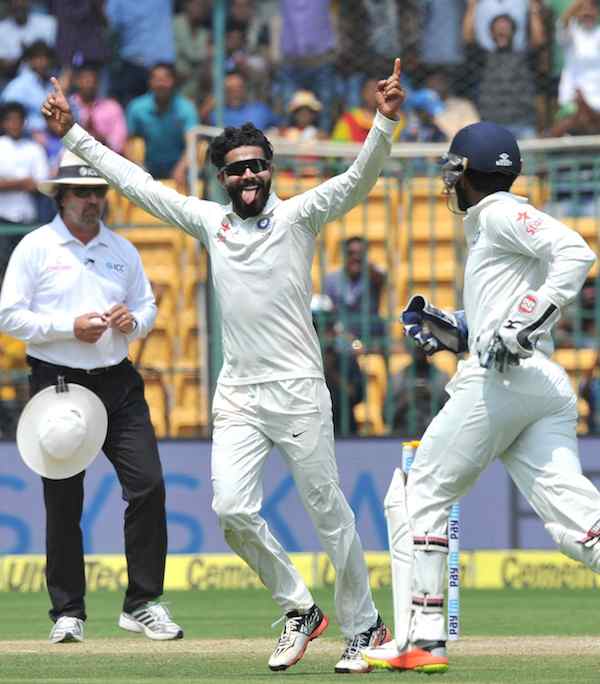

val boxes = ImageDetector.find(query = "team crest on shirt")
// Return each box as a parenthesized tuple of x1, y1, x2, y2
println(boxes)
(257, 217, 271, 230)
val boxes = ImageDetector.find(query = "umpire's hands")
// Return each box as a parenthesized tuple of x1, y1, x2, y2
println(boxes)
(376, 58, 405, 120)
(104, 304, 137, 335)
(74, 312, 108, 343)
(41, 77, 75, 138)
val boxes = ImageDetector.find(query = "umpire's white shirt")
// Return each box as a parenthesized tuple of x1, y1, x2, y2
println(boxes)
(0, 215, 156, 369)
(61, 112, 397, 386)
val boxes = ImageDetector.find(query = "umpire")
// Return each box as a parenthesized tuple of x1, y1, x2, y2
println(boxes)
(0, 152, 183, 643)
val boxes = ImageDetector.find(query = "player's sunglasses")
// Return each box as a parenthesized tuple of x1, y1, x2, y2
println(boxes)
(71, 186, 109, 198)
(221, 158, 271, 177)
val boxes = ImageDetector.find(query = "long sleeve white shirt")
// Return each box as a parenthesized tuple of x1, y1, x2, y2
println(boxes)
(62, 112, 397, 385)
(462, 192, 596, 359)
(0, 215, 157, 369)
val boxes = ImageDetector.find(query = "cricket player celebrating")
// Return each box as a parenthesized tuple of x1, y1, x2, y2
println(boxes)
(41, 60, 405, 673)
(363, 121, 600, 673)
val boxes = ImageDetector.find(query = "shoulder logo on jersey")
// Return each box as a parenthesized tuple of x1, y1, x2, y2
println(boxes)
(216, 221, 230, 243)
(518, 294, 537, 315)
(106, 261, 126, 273)
(516, 209, 543, 235)
(495, 153, 513, 168)
(257, 216, 271, 230)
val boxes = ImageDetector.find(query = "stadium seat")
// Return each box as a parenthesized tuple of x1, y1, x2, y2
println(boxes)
(139, 369, 170, 438)
(180, 309, 202, 368)
(170, 370, 209, 437)
(131, 328, 175, 371)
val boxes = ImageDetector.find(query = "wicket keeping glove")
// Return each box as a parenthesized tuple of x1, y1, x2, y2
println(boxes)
(497, 291, 560, 359)
(402, 295, 469, 355)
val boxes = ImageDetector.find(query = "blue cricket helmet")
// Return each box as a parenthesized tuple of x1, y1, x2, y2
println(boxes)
(449, 121, 522, 176)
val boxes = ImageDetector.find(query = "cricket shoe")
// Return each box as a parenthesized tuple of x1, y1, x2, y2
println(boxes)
(49, 616, 84, 643)
(118, 601, 183, 640)
(268, 604, 329, 671)
(362, 638, 448, 673)
(334, 613, 392, 673)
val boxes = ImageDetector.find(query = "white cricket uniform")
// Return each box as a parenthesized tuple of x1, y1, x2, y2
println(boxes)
(62, 111, 398, 637)
(405, 192, 600, 643)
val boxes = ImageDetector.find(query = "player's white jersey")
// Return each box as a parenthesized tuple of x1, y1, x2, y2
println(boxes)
(63, 112, 397, 385)
(462, 191, 596, 358)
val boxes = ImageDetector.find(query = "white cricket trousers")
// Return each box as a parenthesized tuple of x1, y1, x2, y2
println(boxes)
(407, 353, 600, 642)
(211, 377, 378, 638)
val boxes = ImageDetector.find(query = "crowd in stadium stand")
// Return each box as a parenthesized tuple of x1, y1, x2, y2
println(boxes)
(0, 0, 599, 437)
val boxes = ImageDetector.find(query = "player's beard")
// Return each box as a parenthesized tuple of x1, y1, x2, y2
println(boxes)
(229, 178, 271, 219)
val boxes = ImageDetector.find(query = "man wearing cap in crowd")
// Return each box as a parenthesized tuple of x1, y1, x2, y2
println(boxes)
(0, 151, 183, 644)
(276, 90, 325, 142)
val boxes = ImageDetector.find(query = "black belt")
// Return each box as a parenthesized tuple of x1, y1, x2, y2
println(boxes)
(27, 355, 129, 375)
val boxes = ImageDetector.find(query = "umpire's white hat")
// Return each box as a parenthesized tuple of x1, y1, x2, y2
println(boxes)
(17, 382, 108, 479)
(38, 150, 109, 197)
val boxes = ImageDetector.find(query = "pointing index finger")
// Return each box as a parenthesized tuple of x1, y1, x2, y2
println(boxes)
(50, 76, 64, 98)
(393, 58, 402, 78)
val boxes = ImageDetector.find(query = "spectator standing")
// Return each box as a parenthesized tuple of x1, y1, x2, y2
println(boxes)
(324, 237, 387, 350)
(208, 71, 278, 130)
(0, 152, 183, 644)
(472, 0, 531, 51)
(48, 0, 109, 71)
(0, 101, 48, 276)
(71, 64, 126, 154)
(276, 0, 336, 132)
(126, 63, 197, 180)
(337, 0, 419, 109)
(0, 40, 62, 162)
(105, 0, 175, 106)
(173, 0, 212, 104)
(419, 0, 467, 87)
(464, 6, 545, 138)
(556, 0, 600, 118)
(0, 0, 56, 86)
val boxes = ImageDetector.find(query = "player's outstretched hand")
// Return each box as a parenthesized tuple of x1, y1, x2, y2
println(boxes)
(376, 58, 405, 121)
(41, 76, 75, 138)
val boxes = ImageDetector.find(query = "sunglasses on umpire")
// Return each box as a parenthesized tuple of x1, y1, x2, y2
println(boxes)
(71, 186, 109, 199)
(220, 158, 271, 177)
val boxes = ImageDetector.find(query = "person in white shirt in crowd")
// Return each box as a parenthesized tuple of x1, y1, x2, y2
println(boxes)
(40, 58, 405, 674)
(0, 101, 48, 278)
(363, 122, 600, 674)
(556, 0, 600, 118)
(0, 152, 183, 645)
(0, 0, 56, 86)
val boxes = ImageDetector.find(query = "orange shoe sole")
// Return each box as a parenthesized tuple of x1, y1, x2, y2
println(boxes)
(269, 614, 330, 671)
(364, 646, 449, 674)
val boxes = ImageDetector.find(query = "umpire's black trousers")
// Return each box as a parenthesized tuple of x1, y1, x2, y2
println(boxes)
(28, 356, 167, 622)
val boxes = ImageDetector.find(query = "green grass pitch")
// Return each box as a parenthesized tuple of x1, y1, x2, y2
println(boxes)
(1, 587, 600, 683)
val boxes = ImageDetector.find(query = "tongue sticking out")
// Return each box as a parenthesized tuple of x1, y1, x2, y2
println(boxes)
(241, 187, 258, 205)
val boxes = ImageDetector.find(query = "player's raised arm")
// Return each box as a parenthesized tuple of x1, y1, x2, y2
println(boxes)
(41, 78, 210, 243)
(293, 58, 405, 232)
(375, 57, 405, 121)
(41, 77, 75, 137)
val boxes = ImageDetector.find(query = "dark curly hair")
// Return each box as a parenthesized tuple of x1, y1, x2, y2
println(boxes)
(209, 122, 274, 170)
